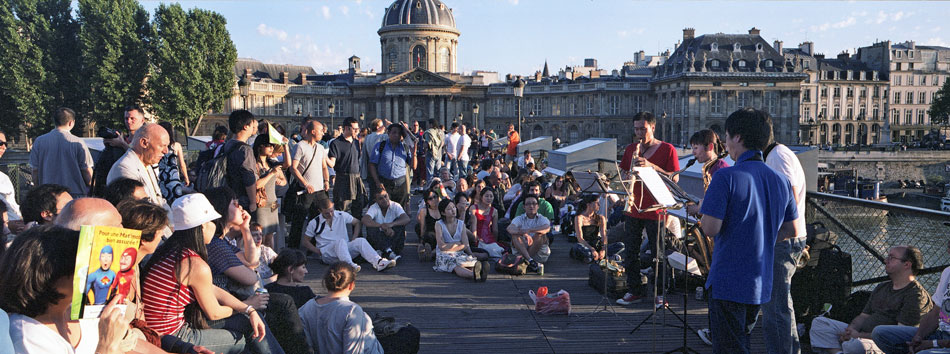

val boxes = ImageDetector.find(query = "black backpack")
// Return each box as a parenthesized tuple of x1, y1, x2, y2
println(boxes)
(196, 143, 239, 193)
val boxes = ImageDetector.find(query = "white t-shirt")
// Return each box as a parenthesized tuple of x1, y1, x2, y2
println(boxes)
(510, 213, 551, 238)
(517, 155, 535, 169)
(458, 135, 472, 161)
(445, 133, 461, 160)
(365, 201, 406, 224)
(933, 266, 950, 333)
(766, 144, 806, 239)
(292, 140, 326, 191)
(0, 171, 21, 220)
(9, 314, 98, 354)
(305, 211, 355, 251)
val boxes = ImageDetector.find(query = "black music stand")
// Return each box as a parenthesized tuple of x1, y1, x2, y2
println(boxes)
(623, 167, 700, 354)
(567, 170, 634, 326)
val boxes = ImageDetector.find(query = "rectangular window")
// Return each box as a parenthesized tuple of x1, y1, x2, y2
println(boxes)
(919, 91, 926, 104)
(860, 88, 866, 98)
(921, 76, 927, 86)
(834, 87, 841, 97)
(847, 88, 854, 98)
(893, 92, 901, 104)
(634, 96, 643, 113)
(896, 76, 902, 86)
(833, 105, 840, 119)
(586, 97, 593, 115)
(910, 51, 914, 58)
(821, 88, 828, 97)
(905, 109, 913, 125)
(873, 87, 880, 98)
(494, 99, 502, 117)
(275, 97, 285, 116)
(570, 97, 577, 116)
(765, 92, 777, 115)
(609, 96, 619, 115)
(802, 89, 811, 102)
(859, 107, 866, 120)
(872, 107, 879, 120)
(533, 98, 542, 115)
(804, 107, 811, 120)
(552, 100, 561, 116)
(821, 106, 827, 119)
(314, 99, 324, 116)
(738, 91, 750, 108)
(906, 92, 914, 104)
(710, 92, 723, 114)
(847, 107, 853, 119)
(917, 109, 925, 124)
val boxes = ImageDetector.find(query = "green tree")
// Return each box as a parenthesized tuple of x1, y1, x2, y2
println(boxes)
(929, 77, 950, 128)
(0, 0, 51, 137)
(149, 4, 236, 135)
(78, 0, 151, 130)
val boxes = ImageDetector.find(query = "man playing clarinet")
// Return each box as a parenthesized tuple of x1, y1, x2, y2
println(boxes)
(616, 111, 680, 306)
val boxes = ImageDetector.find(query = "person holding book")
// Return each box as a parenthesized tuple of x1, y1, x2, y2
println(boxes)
(142, 193, 284, 354)
(1, 225, 163, 354)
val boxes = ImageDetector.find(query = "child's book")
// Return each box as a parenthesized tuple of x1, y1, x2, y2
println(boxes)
(70, 225, 141, 320)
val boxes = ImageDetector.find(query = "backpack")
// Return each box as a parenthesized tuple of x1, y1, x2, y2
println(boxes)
(196, 143, 239, 192)
(495, 253, 527, 276)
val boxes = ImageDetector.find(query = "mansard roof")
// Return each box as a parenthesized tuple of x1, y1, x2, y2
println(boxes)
(235, 58, 317, 84)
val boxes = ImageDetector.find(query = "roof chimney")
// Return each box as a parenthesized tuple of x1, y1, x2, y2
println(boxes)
(299, 72, 307, 85)
(683, 28, 695, 41)
(280, 71, 289, 84)
(244, 68, 253, 78)
(837, 51, 850, 61)
(799, 41, 814, 56)
(748, 27, 760, 36)
(773, 40, 783, 53)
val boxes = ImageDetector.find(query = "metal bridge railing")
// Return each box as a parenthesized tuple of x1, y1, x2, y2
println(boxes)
(806, 192, 950, 292)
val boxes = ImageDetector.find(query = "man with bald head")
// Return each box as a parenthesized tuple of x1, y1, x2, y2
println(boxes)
(54, 197, 123, 230)
(106, 123, 170, 208)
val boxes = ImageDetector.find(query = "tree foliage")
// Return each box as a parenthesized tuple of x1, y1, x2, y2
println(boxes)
(0, 0, 51, 137)
(78, 0, 152, 129)
(928, 77, 950, 127)
(149, 4, 236, 134)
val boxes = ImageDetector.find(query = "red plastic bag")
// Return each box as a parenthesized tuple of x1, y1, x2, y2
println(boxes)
(529, 289, 571, 315)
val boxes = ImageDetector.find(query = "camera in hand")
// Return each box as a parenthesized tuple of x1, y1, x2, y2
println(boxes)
(97, 126, 120, 140)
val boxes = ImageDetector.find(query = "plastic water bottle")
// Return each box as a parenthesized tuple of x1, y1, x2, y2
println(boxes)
(537, 263, 544, 276)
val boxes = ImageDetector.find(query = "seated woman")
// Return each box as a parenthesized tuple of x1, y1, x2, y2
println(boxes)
(414, 189, 442, 261)
(1, 225, 164, 354)
(470, 188, 500, 248)
(298, 263, 420, 354)
(454, 193, 490, 260)
(142, 194, 283, 354)
(571, 194, 608, 263)
(545, 175, 571, 223)
(265, 249, 317, 308)
(433, 199, 489, 282)
(251, 222, 278, 285)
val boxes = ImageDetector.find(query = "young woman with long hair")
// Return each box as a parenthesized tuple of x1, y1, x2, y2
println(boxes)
(433, 199, 489, 281)
(572, 194, 608, 262)
(470, 188, 499, 247)
(415, 189, 442, 261)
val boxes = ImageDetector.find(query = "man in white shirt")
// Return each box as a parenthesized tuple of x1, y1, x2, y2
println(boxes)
(507, 195, 551, 273)
(303, 198, 395, 272)
(289, 119, 330, 250)
(361, 190, 411, 261)
(444, 123, 462, 180)
(457, 125, 473, 179)
(106, 124, 170, 209)
(516, 150, 535, 170)
(761, 142, 808, 354)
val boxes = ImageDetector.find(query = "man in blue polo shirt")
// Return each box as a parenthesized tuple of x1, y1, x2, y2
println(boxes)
(700, 108, 800, 354)
(369, 123, 416, 208)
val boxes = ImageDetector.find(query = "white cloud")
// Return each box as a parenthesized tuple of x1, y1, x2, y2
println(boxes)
(810, 17, 856, 32)
(617, 28, 645, 38)
(271, 34, 348, 73)
(871, 10, 913, 24)
(256, 23, 288, 41)
(508, 0, 519, 5)
(322, 6, 331, 19)
(926, 37, 949, 47)
(363, 8, 375, 20)
(340, 5, 350, 16)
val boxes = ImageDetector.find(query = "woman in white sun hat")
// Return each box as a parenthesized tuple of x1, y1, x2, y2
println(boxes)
(141, 193, 285, 354)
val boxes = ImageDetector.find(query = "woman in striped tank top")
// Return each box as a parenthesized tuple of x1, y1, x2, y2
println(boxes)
(142, 194, 284, 354)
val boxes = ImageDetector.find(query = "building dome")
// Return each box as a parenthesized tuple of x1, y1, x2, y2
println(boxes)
(379, 0, 458, 35)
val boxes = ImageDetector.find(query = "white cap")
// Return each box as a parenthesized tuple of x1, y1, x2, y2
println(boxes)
(171, 194, 222, 231)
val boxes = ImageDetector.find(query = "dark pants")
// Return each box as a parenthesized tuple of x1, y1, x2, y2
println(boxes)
(288, 191, 327, 249)
(366, 225, 407, 255)
(263, 293, 311, 354)
(708, 289, 760, 354)
(621, 215, 660, 296)
(380, 175, 410, 208)
(377, 324, 421, 354)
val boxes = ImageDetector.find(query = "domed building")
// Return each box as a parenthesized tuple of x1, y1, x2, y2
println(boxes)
(379, 0, 459, 74)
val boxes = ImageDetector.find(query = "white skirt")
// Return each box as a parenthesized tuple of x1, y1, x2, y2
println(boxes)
(433, 250, 477, 273)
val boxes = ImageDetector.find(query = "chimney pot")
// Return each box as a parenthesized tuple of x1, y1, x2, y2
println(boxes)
(748, 27, 760, 36)
(683, 28, 695, 41)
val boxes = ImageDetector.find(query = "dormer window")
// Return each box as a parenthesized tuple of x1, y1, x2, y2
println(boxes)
(711, 59, 720, 68)
(711, 43, 718, 52)
(764, 59, 773, 68)
(738, 60, 747, 68)
(734, 43, 741, 52)
(756, 43, 763, 52)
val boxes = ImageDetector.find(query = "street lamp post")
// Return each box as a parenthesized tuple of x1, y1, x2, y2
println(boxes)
(472, 103, 479, 131)
(456, 113, 463, 124)
(359, 113, 365, 125)
(513, 79, 525, 136)
(328, 103, 335, 130)
(238, 76, 250, 110)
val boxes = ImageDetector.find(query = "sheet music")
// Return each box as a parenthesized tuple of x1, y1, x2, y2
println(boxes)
(632, 167, 678, 208)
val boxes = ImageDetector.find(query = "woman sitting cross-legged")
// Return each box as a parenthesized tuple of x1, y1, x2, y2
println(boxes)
(298, 263, 420, 354)
(433, 199, 490, 282)
(141, 193, 284, 354)
(265, 249, 318, 308)
(570, 194, 608, 263)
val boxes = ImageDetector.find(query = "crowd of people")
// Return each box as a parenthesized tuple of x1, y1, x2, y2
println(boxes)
(0, 103, 946, 354)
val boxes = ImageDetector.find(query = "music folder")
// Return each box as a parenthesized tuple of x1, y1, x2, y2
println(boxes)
(627, 167, 679, 212)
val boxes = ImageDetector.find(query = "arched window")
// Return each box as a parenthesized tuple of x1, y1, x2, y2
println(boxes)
(412, 45, 426, 69)
(765, 59, 774, 68)
(710, 43, 718, 52)
(738, 60, 747, 68)
(734, 43, 741, 52)
(438, 47, 450, 72)
(711, 59, 720, 68)
(532, 125, 543, 139)
(569, 125, 579, 141)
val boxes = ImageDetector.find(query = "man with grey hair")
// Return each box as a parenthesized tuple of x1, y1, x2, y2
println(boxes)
(29, 107, 95, 198)
(106, 123, 170, 208)
(54, 197, 123, 230)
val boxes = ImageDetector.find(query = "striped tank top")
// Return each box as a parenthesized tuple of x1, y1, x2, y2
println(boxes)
(142, 248, 200, 335)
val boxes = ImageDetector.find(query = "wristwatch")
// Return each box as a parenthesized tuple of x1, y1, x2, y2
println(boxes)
(935, 339, 940, 348)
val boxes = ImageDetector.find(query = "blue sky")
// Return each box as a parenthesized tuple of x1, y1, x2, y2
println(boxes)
(141, 0, 950, 76)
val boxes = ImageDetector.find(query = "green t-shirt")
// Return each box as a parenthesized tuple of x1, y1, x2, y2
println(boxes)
(858, 280, 933, 333)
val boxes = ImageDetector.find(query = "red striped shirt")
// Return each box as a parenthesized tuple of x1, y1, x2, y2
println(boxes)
(142, 248, 199, 335)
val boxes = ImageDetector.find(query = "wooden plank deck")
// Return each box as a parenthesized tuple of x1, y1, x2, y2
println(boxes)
(299, 211, 769, 353)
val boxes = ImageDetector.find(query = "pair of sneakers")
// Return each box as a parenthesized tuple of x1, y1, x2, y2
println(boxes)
(616, 293, 668, 308)
(374, 257, 397, 272)
(378, 248, 402, 263)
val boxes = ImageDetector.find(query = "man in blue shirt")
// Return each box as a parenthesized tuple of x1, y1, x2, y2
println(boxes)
(700, 108, 800, 354)
(369, 123, 416, 208)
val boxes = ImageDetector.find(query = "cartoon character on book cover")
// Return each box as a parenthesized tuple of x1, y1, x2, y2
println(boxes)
(108, 247, 137, 303)
(85, 245, 116, 305)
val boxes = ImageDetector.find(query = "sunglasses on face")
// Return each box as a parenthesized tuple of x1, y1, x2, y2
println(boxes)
(0, 141, 6, 147)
